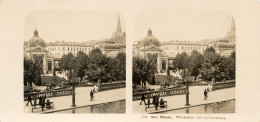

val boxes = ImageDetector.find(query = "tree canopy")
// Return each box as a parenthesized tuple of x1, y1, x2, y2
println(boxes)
(24, 56, 43, 86)
(58, 48, 126, 84)
(133, 56, 157, 85)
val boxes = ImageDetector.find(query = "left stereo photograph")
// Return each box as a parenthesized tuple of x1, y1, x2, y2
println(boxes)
(23, 10, 126, 114)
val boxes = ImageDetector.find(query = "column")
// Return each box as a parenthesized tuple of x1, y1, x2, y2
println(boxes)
(157, 52, 161, 73)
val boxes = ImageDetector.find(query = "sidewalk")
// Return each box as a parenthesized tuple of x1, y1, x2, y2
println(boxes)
(133, 86, 235, 114)
(24, 87, 125, 113)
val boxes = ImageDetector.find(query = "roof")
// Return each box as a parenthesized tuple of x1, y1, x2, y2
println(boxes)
(221, 50, 235, 57)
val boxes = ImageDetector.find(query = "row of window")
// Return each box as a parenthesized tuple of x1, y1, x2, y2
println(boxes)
(164, 48, 205, 56)
(49, 50, 91, 57)
(47, 46, 91, 52)
(161, 45, 205, 51)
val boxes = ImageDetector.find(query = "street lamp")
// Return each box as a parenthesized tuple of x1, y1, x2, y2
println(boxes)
(181, 68, 192, 106)
(68, 70, 78, 107)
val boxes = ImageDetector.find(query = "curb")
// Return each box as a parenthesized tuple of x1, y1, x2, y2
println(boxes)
(149, 99, 235, 114)
(42, 99, 126, 114)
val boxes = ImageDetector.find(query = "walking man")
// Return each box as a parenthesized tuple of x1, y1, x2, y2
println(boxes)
(26, 93, 33, 106)
(204, 89, 208, 100)
(140, 93, 146, 105)
(90, 90, 94, 101)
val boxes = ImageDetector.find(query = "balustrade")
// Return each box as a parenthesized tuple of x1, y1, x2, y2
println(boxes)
(213, 80, 235, 90)
(100, 82, 126, 91)
(24, 89, 73, 101)
(132, 88, 186, 101)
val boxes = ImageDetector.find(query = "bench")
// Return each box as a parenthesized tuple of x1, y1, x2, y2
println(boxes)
(31, 102, 54, 112)
(145, 101, 167, 111)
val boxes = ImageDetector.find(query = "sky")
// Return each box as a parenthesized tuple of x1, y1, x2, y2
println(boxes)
(24, 10, 125, 42)
(134, 10, 234, 42)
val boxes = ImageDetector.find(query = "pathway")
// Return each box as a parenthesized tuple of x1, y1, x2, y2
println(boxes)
(133, 86, 235, 114)
(24, 87, 125, 113)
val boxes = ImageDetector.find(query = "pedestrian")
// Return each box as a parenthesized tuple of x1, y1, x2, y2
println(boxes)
(41, 97, 45, 111)
(93, 85, 96, 93)
(26, 93, 33, 106)
(38, 95, 42, 105)
(33, 95, 37, 108)
(204, 89, 208, 100)
(154, 97, 159, 110)
(160, 98, 165, 108)
(147, 95, 150, 107)
(90, 90, 94, 101)
(46, 99, 52, 109)
(140, 93, 146, 105)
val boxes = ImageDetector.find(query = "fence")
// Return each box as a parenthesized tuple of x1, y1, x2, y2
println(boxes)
(213, 80, 235, 90)
(133, 88, 186, 101)
(99, 82, 126, 91)
(24, 89, 73, 101)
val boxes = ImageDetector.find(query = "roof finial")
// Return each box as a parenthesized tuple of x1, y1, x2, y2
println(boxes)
(34, 28, 39, 37)
(148, 27, 152, 36)
(116, 15, 122, 33)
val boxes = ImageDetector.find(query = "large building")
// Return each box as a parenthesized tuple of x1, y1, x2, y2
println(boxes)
(133, 28, 208, 73)
(95, 16, 126, 57)
(209, 17, 236, 57)
(133, 17, 236, 73)
(24, 16, 125, 74)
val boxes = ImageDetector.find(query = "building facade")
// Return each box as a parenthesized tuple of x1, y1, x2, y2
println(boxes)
(134, 17, 235, 73)
(133, 28, 208, 73)
(209, 17, 236, 57)
(24, 16, 125, 75)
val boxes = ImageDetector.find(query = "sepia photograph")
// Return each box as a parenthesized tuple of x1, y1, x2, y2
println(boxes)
(132, 10, 236, 114)
(23, 10, 126, 114)
(1, 0, 260, 122)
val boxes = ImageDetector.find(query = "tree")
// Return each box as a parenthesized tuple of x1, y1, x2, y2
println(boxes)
(108, 52, 126, 81)
(188, 50, 203, 81)
(200, 47, 222, 82)
(59, 53, 76, 83)
(59, 53, 75, 73)
(133, 56, 157, 85)
(86, 48, 110, 83)
(74, 51, 89, 81)
(172, 52, 189, 74)
(220, 51, 236, 80)
(24, 56, 43, 86)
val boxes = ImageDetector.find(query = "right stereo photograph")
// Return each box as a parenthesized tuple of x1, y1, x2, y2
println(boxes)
(132, 10, 236, 114)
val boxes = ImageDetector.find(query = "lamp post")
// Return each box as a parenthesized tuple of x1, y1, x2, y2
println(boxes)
(181, 68, 192, 106)
(68, 70, 77, 107)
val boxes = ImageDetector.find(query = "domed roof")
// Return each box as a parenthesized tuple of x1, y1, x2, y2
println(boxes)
(28, 29, 45, 47)
(141, 28, 159, 46)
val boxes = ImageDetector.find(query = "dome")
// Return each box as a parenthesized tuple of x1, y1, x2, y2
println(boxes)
(140, 28, 159, 46)
(27, 29, 45, 47)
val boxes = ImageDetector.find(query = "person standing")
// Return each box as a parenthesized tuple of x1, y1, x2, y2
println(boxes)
(147, 95, 150, 107)
(33, 95, 37, 108)
(204, 89, 208, 100)
(90, 90, 94, 101)
(26, 93, 33, 106)
(154, 97, 159, 110)
(140, 94, 146, 105)
(38, 95, 42, 105)
(41, 97, 45, 111)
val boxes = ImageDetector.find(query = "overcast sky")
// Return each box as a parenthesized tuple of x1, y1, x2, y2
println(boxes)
(24, 10, 125, 42)
(134, 10, 234, 42)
